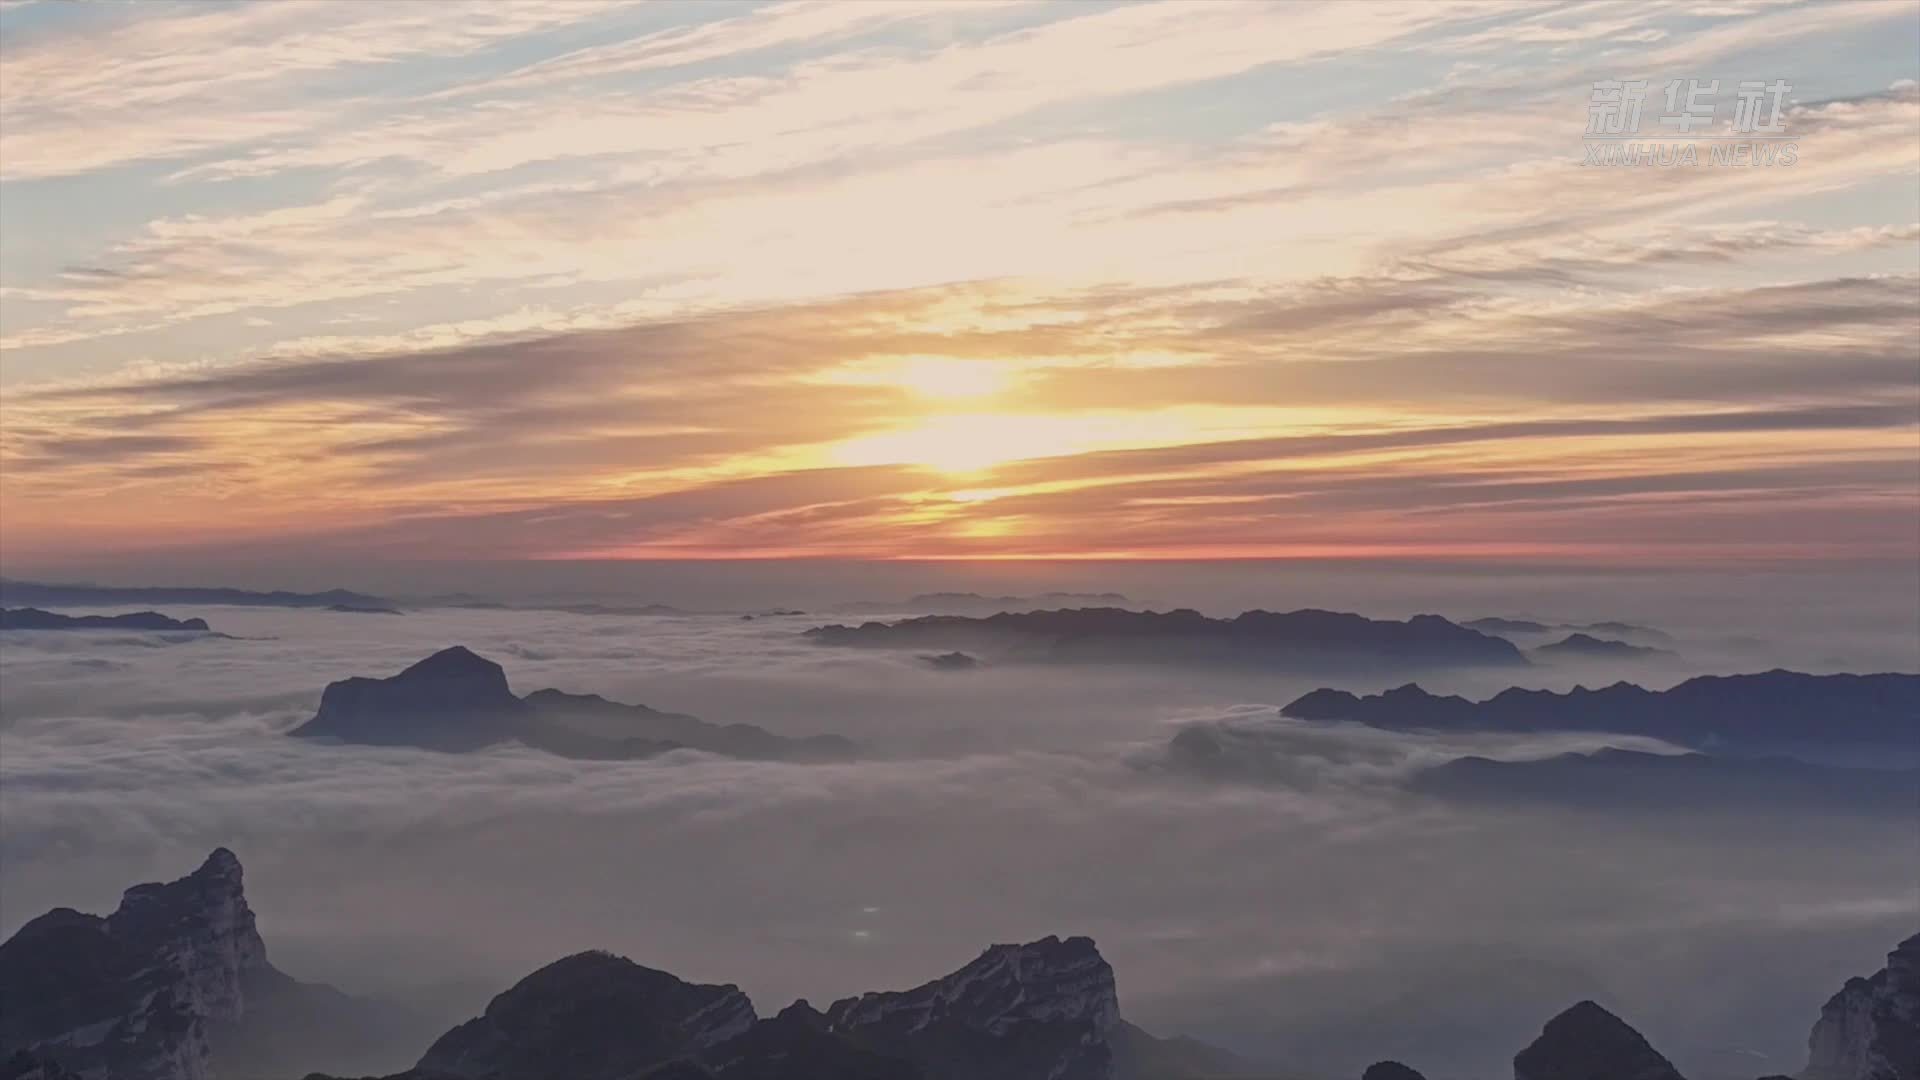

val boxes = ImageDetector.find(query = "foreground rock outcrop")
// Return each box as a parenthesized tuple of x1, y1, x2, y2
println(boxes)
(413, 951, 757, 1079)
(1805, 933, 1920, 1080)
(1511, 1000, 1685, 1080)
(16, 851, 1911, 1080)
(303, 935, 1235, 1080)
(290, 646, 855, 761)
(825, 935, 1122, 1080)
(0, 850, 406, 1080)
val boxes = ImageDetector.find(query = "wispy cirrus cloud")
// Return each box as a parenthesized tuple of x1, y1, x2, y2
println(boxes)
(0, 1, 1915, 569)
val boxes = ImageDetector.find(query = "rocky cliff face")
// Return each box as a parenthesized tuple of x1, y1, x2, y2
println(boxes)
(1511, 1000, 1684, 1080)
(825, 935, 1123, 1080)
(0, 849, 266, 1080)
(307, 935, 1235, 1080)
(1805, 933, 1920, 1080)
(0, 1051, 85, 1080)
(683, 1001, 923, 1079)
(0, 851, 416, 1080)
(415, 950, 757, 1080)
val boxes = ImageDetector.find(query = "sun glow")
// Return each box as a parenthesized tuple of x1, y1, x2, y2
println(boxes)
(826, 355, 1019, 401)
(828, 409, 1244, 475)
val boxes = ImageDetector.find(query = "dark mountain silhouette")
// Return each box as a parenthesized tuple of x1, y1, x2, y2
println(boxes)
(806, 608, 1526, 671)
(294, 647, 527, 752)
(836, 592, 1134, 616)
(22, 853, 1913, 1080)
(521, 688, 854, 761)
(1533, 633, 1674, 660)
(920, 651, 980, 670)
(1805, 932, 1920, 1080)
(1463, 617, 1674, 644)
(1282, 671, 1919, 750)
(290, 646, 855, 761)
(328, 604, 404, 615)
(0, 607, 211, 632)
(0, 850, 414, 1080)
(1511, 1000, 1684, 1080)
(413, 951, 758, 1080)
(824, 935, 1121, 1080)
(0, 1051, 81, 1080)
(1409, 748, 1918, 815)
(660, 1000, 924, 1079)
(303, 934, 1256, 1080)
(0, 579, 389, 610)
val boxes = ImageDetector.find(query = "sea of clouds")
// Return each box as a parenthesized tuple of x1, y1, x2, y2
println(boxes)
(0, 600, 1912, 1079)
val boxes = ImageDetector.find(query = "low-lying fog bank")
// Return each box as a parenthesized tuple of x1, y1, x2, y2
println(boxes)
(1, 599, 1912, 1079)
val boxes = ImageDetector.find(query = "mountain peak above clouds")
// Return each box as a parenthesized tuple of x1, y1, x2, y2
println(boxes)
(1805, 932, 1920, 1080)
(0, 849, 400, 1080)
(1512, 1000, 1685, 1080)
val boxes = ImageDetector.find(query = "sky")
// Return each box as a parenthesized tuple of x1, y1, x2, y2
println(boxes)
(1, 0, 1917, 570)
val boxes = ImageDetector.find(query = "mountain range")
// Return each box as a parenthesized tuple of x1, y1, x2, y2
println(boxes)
(1462, 617, 1675, 644)
(0, 580, 389, 610)
(0, 608, 213, 633)
(833, 593, 1135, 616)
(804, 608, 1528, 671)
(1532, 632, 1675, 661)
(2, 851, 1910, 1080)
(290, 646, 856, 761)
(1281, 671, 1919, 752)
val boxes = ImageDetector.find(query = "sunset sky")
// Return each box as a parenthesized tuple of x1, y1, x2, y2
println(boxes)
(2, 0, 1916, 568)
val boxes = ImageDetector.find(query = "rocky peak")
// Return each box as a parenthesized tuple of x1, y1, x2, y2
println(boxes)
(415, 950, 756, 1080)
(1512, 1000, 1684, 1080)
(395, 645, 510, 688)
(0, 1050, 83, 1080)
(1362, 1062, 1429, 1080)
(0, 849, 278, 1080)
(291, 645, 528, 750)
(1805, 932, 1920, 1080)
(826, 935, 1121, 1080)
(106, 848, 267, 1022)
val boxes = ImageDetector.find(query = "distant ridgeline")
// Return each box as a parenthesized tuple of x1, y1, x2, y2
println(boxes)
(0, 578, 392, 610)
(4, 849, 1912, 1080)
(833, 592, 1135, 615)
(0, 607, 212, 632)
(1281, 671, 1918, 749)
(804, 607, 1529, 671)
